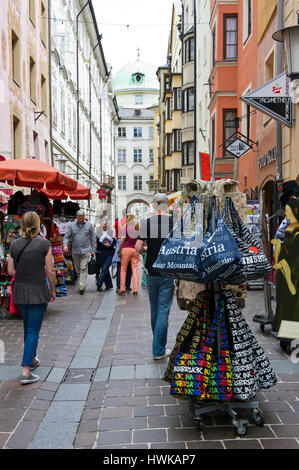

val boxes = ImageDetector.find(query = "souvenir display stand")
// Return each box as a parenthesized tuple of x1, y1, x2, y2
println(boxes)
(194, 199, 262, 437)
(156, 178, 276, 437)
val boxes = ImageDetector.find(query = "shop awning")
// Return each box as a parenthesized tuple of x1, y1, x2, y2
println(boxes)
(168, 191, 181, 205)
(0, 158, 77, 191)
(40, 183, 91, 201)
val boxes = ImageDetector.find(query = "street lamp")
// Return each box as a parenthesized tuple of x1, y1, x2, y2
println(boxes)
(55, 155, 68, 174)
(273, 21, 299, 81)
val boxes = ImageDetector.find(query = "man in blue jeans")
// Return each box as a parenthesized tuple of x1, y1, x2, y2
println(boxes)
(135, 194, 174, 360)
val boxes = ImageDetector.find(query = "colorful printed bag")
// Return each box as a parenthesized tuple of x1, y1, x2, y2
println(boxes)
(170, 297, 233, 403)
(224, 290, 277, 401)
(222, 197, 272, 284)
(153, 196, 204, 282)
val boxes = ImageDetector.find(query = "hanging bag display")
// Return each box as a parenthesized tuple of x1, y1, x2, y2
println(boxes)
(222, 197, 272, 284)
(224, 290, 277, 401)
(198, 197, 242, 283)
(153, 196, 204, 282)
(170, 296, 233, 403)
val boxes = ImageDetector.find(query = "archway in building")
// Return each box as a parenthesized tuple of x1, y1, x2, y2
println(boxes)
(127, 199, 150, 220)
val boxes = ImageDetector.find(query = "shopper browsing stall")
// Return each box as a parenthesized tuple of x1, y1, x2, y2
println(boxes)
(7, 211, 56, 385)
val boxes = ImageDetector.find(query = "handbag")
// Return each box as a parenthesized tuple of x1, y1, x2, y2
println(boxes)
(222, 197, 272, 284)
(198, 197, 242, 283)
(224, 290, 277, 401)
(153, 196, 204, 282)
(170, 296, 233, 403)
(88, 255, 97, 275)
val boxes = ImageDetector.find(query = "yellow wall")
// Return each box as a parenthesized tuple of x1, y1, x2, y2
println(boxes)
(258, 0, 277, 43)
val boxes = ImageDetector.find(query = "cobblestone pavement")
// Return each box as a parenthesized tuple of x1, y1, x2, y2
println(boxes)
(0, 276, 299, 450)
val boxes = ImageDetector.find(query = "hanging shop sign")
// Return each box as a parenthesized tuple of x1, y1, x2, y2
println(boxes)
(97, 188, 107, 200)
(199, 152, 212, 181)
(225, 138, 252, 158)
(241, 72, 293, 127)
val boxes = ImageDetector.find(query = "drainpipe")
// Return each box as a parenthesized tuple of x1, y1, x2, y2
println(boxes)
(193, 0, 197, 181)
(276, 0, 284, 182)
(76, 1, 90, 180)
(48, 0, 53, 166)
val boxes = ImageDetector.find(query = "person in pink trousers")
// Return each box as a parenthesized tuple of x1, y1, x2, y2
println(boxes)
(118, 214, 140, 296)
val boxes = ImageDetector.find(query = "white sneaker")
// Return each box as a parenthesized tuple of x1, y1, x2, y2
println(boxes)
(154, 349, 171, 360)
(19, 373, 40, 385)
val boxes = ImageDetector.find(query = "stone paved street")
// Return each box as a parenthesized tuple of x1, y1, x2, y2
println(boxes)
(0, 276, 299, 449)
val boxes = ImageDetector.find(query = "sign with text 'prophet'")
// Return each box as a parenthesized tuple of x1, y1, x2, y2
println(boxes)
(241, 72, 293, 127)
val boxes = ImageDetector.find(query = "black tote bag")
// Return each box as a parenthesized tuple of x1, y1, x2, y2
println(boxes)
(222, 197, 272, 284)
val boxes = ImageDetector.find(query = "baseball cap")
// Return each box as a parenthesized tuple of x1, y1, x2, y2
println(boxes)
(153, 193, 168, 205)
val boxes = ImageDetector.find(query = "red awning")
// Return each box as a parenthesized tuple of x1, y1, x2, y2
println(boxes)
(0, 159, 77, 190)
(40, 183, 91, 201)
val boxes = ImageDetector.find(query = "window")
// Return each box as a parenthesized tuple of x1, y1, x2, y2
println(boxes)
(173, 88, 182, 110)
(223, 109, 237, 156)
(134, 149, 142, 163)
(265, 50, 274, 82)
(12, 30, 20, 85)
(135, 95, 143, 105)
(33, 131, 39, 158)
(212, 27, 216, 65)
(118, 175, 126, 190)
(149, 127, 154, 139)
(29, 0, 36, 24)
(61, 89, 65, 133)
(149, 148, 154, 163)
(13, 116, 21, 159)
(172, 130, 182, 152)
(243, 0, 252, 43)
(41, 74, 47, 116)
(133, 127, 142, 138)
(182, 142, 194, 166)
(52, 81, 57, 125)
(134, 175, 142, 191)
(183, 87, 195, 112)
(117, 149, 126, 163)
(165, 134, 171, 156)
(73, 108, 76, 148)
(40, 2, 47, 46)
(184, 37, 194, 63)
(118, 127, 126, 137)
(224, 15, 238, 60)
(30, 57, 36, 102)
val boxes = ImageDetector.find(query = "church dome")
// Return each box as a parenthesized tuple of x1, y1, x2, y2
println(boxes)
(113, 59, 159, 92)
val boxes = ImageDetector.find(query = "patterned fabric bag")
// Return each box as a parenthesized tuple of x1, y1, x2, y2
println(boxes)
(222, 197, 272, 284)
(153, 196, 204, 282)
(224, 290, 277, 401)
(170, 296, 233, 403)
(198, 197, 242, 283)
(164, 292, 210, 384)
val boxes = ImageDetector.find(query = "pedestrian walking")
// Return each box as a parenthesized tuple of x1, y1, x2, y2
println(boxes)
(135, 194, 174, 359)
(118, 214, 140, 296)
(7, 211, 56, 385)
(63, 210, 96, 295)
(115, 211, 132, 292)
(96, 219, 116, 292)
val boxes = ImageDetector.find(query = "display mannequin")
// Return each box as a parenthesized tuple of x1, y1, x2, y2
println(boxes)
(272, 197, 299, 331)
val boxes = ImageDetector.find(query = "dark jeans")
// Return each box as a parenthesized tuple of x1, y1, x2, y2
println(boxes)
(116, 261, 132, 290)
(18, 304, 47, 367)
(97, 254, 113, 289)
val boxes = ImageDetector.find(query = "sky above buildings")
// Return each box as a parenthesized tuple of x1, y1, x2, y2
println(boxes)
(94, 0, 174, 76)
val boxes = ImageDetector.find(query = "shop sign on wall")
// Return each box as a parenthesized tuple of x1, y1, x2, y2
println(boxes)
(241, 72, 293, 127)
(258, 147, 277, 169)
